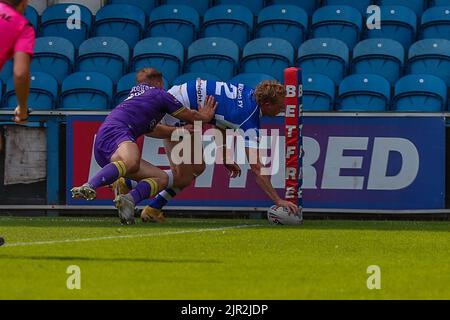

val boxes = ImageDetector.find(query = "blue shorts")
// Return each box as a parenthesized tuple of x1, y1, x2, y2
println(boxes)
(94, 123, 136, 168)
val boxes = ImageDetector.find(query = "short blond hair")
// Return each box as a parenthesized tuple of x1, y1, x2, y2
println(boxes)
(254, 80, 286, 106)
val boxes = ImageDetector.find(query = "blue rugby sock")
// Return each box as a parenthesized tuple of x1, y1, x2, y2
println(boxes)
(149, 188, 180, 210)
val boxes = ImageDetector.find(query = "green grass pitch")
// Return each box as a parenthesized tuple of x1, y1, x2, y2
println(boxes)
(0, 216, 449, 300)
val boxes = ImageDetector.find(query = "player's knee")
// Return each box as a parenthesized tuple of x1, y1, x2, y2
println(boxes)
(124, 160, 140, 174)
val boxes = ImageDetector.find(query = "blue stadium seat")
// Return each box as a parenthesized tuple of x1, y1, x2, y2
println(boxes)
(148, 5, 200, 49)
(303, 73, 336, 111)
(77, 37, 129, 84)
(172, 73, 222, 85)
(60, 72, 113, 110)
(201, 5, 253, 48)
(163, 0, 211, 16)
(421, 6, 450, 41)
(5, 72, 58, 110)
(352, 38, 405, 84)
(132, 37, 184, 84)
(393, 74, 448, 111)
(377, 0, 425, 16)
(242, 38, 294, 82)
(31, 37, 75, 83)
(25, 5, 39, 32)
(0, 60, 13, 83)
(366, 6, 417, 50)
(297, 38, 349, 84)
(0, 80, 3, 106)
(108, 0, 156, 14)
(94, 4, 146, 48)
(322, 0, 372, 14)
(115, 73, 169, 105)
(270, 0, 318, 15)
(408, 39, 450, 86)
(230, 73, 276, 89)
(186, 37, 239, 81)
(41, 4, 92, 48)
(256, 5, 308, 49)
(215, 0, 264, 15)
(311, 5, 362, 49)
(337, 74, 391, 111)
(430, 0, 450, 6)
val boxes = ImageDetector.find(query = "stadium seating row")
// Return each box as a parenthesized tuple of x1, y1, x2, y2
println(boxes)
(24, 2, 450, 51)
(2, 35, 449, 88)
(0, 71, 447, 112)
(29, 0, 450, 16)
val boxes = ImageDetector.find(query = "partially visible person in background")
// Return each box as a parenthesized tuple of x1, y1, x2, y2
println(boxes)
(0, 0, 35, 124)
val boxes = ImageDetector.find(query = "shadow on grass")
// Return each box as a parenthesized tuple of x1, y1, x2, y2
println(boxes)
(0, 255, 222, 264)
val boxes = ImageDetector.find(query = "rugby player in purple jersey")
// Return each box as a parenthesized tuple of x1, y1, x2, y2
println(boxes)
(70, 68, 217, 224)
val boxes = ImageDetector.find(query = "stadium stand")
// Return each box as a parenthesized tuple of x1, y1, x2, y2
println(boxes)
(94, 4, 146, 48)
(132, 37, 184, 84)
(242, 38, 294, 82)
(298, 38, 349, 84)
(393, 74, 448, 112)
(256, 5, 308, 49)
(60, 72, 113, 110)
(4, 0, 448, 114)
(186, 37, 239, 81)
(147, 5, 200, 49)
(29, 0, 48, 14)
(230, 73, 276, 88)
(352, 38, 405, 84)
(303, 73, 336, 111)
(322, 0, 372, 14)
(53, 0, 105, 14)
(270, 0, 318, 15)
(0, 60, 13, 83)
(201, 5, 254, 48)
(41, 3, 92, 48)
(25, 5, 39, 32)
(162, 0, 210, 16)
(420, 6, 450, 41)
(408, 39, 450, 86)
(216, 0, 264, 15)
(311, 5, 362, 49)
(5, 72, 58, 110)
(366, 6, 417, 50)
(431, 0, 450, 5)
(377, 0, 426, 16)
(77, 37, 129, 84)
(337, 74, 391, 112)
(108, 0, 155, 14)
(172, 72, 222, 85)
(31, 37, 75, 83)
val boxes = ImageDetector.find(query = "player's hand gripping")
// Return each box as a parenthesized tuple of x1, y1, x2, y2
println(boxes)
(198, 96, 218, 122)
(13, 106, 29, 124)
(275, 199, 300, 215)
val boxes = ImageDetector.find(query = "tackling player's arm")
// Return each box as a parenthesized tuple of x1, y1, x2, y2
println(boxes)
(246, 147, 299, 214)
(173, 96, 218, 124)
(146, 124, 194, 139)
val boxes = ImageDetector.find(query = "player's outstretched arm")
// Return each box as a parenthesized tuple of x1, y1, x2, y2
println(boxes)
(174, 96, 217, 124)
(13, 52, 31, 124)
(246, 147, 299, 215)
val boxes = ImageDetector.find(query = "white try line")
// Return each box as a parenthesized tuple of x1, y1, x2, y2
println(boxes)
(1, 224, 264, 248)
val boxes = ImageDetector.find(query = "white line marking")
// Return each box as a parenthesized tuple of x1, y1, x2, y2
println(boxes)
(1, 224, 264, 248)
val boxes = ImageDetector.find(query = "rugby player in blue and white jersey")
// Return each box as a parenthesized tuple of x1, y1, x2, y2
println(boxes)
(116, 78, 299, 222)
